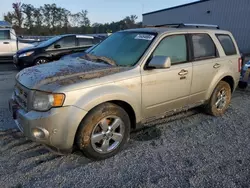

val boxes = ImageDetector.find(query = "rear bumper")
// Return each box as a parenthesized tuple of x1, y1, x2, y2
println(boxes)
(9, 98, 88, 151)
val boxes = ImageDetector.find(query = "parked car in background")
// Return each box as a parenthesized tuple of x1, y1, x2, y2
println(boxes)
(0, 21, 34, 62)
(60, 43, 98, 60)
(13, 34, 102, 69)
(238, 59, 250, 89)
(9, 24, 241, 160)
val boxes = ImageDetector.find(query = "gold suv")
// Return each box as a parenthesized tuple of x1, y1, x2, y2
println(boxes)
(9, 24, 241, 160)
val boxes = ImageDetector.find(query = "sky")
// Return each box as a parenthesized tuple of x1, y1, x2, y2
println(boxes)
(0, 0, 197, 24)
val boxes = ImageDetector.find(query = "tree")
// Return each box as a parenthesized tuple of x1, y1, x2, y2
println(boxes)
(42, 4, 52, 30)
(123, 15, 138, 29)
(12, 2, 23, 29)
(22, 4, 35, 34)
(3, 3, 141, 35)
(70, 10, 90, 27)
(4, 12, 14, 25)
(33, 7, 43, 29)
(61, 8, 71, 33)
(79, 10, 90, 27)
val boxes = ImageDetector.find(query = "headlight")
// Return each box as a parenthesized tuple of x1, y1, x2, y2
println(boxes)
(19, 51, 34, 58)
(32, 91, 65, 111)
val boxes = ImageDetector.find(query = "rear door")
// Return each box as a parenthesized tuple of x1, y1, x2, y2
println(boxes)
(0, 30, 12, 56)
(188, 33, 222, 104)
(47, 36, 77, 60)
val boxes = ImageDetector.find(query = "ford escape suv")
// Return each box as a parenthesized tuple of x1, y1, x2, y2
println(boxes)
(9, 24, 241, 160)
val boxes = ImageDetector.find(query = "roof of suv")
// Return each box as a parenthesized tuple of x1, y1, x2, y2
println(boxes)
(122, 27, 230, 35)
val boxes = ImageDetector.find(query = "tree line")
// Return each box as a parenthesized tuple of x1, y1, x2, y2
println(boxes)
(3, 2, 142, 36)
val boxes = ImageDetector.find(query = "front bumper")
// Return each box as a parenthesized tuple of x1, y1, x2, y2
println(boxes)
(9, 98, 88, 152)
(13, 54, 34, 67)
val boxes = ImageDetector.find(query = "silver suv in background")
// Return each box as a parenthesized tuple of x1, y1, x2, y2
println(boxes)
(9, 24, 241, 160)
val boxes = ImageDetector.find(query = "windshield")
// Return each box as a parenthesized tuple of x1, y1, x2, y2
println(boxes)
(86, 32, 156, 66)
(36, 36, 61, 48)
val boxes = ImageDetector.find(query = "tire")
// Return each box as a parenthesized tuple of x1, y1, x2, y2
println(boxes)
(76, 103, 131, 160)
(238, 81, 248, 89)
(34, 58, 48, 66)
(205, 81, 232, 116)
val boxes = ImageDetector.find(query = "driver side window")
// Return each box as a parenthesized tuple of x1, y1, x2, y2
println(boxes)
(153, 35, 187, 64)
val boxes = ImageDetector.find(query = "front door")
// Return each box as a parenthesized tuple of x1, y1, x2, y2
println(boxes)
(0, 30, 12, 56)
(141, 34, 192, 119)
(47, 36, 77, 60)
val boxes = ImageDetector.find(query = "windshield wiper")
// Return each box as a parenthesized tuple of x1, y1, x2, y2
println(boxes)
(83, 53, 117, 66)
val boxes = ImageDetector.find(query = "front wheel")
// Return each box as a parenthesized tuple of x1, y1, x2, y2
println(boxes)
(34, 58, 48, 66)
(76, 103, 131, 160)
(205, 81, 232, 116)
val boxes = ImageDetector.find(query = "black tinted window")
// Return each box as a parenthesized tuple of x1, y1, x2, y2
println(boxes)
(0, 30, 10, 40)
(192, 34, 216, 60)
(216, 34, 237, 55)
(78, 38, 94, 46)
(55, 36, 76, 48)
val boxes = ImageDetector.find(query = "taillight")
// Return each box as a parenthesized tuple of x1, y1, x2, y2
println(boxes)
(238, 57, 242, 72)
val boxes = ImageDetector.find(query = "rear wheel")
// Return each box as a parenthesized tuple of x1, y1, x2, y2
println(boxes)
(205, 81, 231, 116)
(76, 103, 130, 160)
(34, 58, 48, 66)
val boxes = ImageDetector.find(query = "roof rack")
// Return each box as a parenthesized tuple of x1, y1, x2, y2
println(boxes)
(0, 21, 12, 28)
(146, 23, 220, 29)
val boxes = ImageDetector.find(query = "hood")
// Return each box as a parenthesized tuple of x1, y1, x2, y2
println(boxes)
(17, 45, 39, 54)
(60, 52, 86, 61)
(17, 43, 35, 52)
(16, 58, 129, 90)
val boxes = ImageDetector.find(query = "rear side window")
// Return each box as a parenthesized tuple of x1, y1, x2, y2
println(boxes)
(191, 34, 217, 60)
(0, 30, 10, 40)
(216, 34, 237, 55)
(78, 38, 94, 46)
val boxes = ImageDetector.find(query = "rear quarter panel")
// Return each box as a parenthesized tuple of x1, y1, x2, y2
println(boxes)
(205, 31, 240, 100)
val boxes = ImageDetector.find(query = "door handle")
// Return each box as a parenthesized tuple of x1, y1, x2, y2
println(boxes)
(178, 69, 188, 76)
(213, 63, 221, 69)
(3, 42, 9, 44)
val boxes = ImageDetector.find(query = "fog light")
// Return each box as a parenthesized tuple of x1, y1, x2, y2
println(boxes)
(32, 128, 46, 139)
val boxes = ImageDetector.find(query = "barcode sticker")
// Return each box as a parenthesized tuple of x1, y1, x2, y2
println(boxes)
(135, 34, 155, 41)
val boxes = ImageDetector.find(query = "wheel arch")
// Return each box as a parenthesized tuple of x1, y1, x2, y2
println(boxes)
(206, 74, 235, 100)
(33, 56, 50, 65)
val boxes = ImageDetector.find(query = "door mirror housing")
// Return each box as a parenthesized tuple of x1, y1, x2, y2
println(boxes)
(148, 56, 171, 69)
(54, 44, 61, 49)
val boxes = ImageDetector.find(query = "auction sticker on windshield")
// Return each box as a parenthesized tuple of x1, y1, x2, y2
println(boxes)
(135, 34, 155, 41)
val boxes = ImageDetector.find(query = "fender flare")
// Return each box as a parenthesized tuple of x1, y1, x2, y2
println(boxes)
(205, 73, 235, 100)
(74, 85, 142, 123)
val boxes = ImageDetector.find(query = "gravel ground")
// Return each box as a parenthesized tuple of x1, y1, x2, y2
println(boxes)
(1, 63, 250, 188)
(0, 63, 17, 130)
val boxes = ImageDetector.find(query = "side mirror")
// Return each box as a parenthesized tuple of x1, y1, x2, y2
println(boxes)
(54, 44, 61, 49)
(148, 56, 171, 69)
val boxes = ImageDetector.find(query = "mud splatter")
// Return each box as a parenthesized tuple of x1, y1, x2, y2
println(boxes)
(16, 58, 130, 90)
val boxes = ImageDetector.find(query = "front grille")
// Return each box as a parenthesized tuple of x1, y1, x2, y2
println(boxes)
(14, 83, 29, 111)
